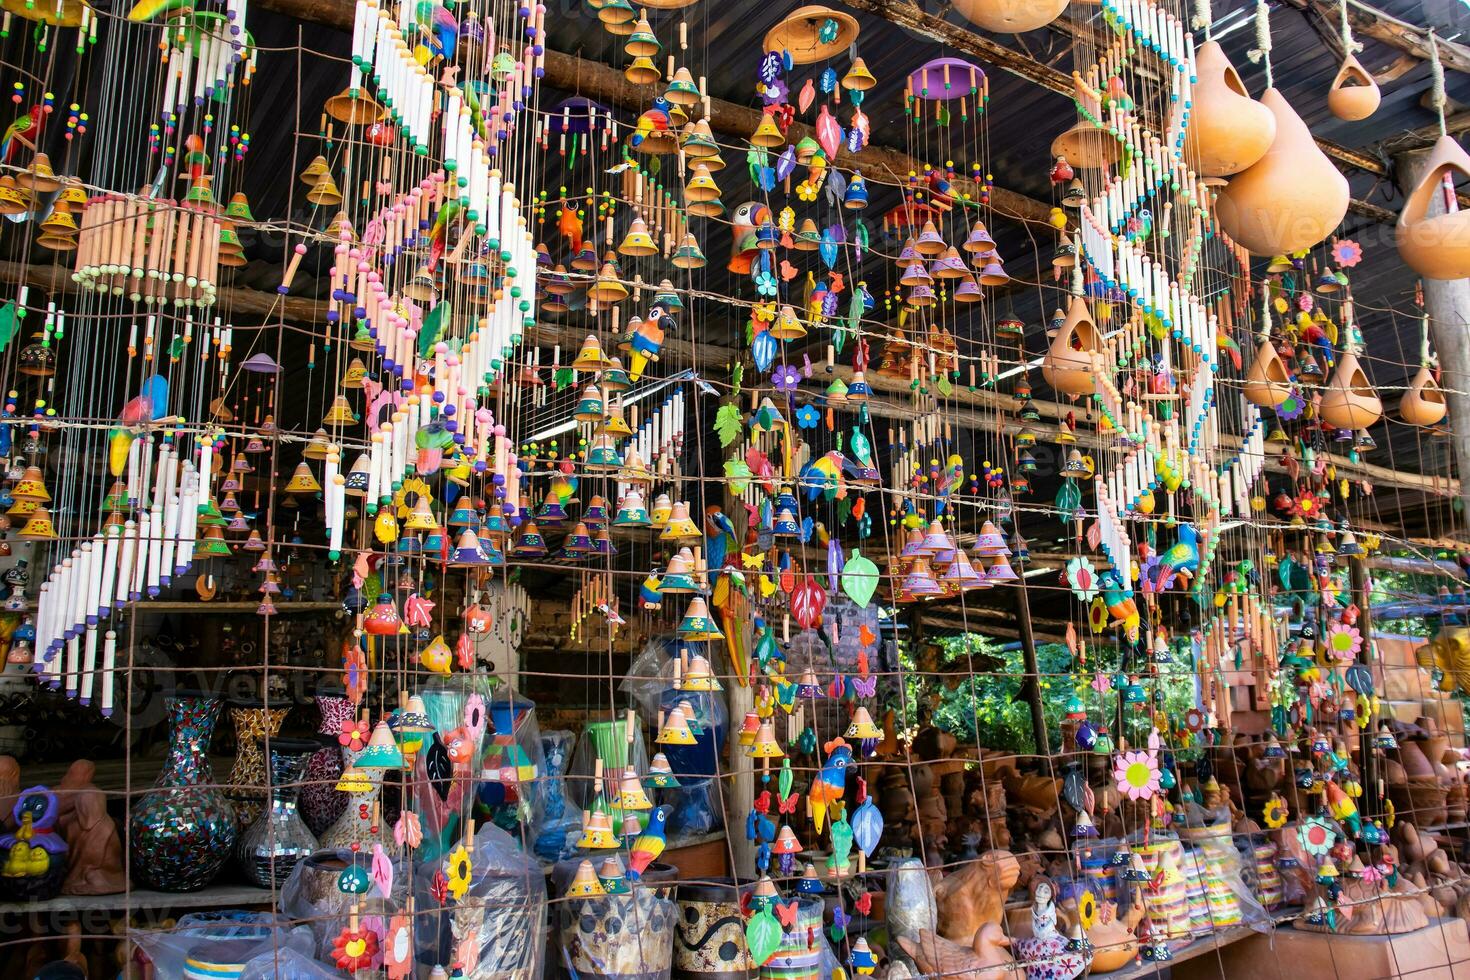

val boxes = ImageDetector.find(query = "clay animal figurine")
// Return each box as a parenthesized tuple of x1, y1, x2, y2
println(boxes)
(935, 849, 1020, 942)
(897, 922, 1013, 980)
(1014, 876, 1091, 980)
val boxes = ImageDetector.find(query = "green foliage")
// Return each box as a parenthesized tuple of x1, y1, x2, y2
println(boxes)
(902, 632, 1198, 755)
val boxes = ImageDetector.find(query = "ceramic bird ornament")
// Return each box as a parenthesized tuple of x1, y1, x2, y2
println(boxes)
(897, 923, 1013, 980)
(808, 738, 852, 833)
(624, 804, 669, 880)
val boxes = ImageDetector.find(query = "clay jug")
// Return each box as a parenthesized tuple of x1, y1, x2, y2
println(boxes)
(951, 0, 1067, 32)
(1396, 134, 1470, 280)
(1187, 41, 1276, 177)
(1243, 340, 1292, 408)
(1216, 89, 1349, 255)
(1400, 365, 1447, 426)
(1318, 351, 1382, 430)
(1041, 296, 1102, 397)
(1327, 55, 1381, 121)
(1398, 738, 1435, 779)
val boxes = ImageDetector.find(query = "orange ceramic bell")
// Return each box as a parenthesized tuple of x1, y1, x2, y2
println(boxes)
(950, 0, 1067, 31)
(1399, 365, 1447, 426)
(1318, 351, 1382, 430)
(1242, 340, 1292, 408)
(1396, 135, 1470, 280)
(1041, 297, 1102, 397)
(1326, 55, 1380, 122)
(1186, 41, 1275, 177)
(1215, 89, 1348, 255)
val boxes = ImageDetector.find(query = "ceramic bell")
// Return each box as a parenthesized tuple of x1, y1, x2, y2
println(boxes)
(1242, 340, 1292, 408)
(1318, 351, 1382, 430)
(1400, 365, 1447, 426)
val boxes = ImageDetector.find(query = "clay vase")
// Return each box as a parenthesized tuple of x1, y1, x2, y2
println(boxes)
(951, 0, 1067, 31)
(1396, 134, 1470, 280)
(1216, 89, 1349, 255)
(1041, 297, 1102, 397)
(1187, 40, 1276, 177)
(1243, 340, 1292, 408)
(1318, 351, 1383, 430)
(1398, 738, 1436, 779)
(1327, 55, 1381, 121)
(1400, 366, 1448, 426)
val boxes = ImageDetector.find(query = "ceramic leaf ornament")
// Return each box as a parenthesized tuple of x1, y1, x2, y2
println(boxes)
(852, 795, 883, 856)
(842, 549, 879, 607)
(826, 539, 844, 591)
(746, 905, 782, 966)
(372, 842, 394, 897)
(791, 575, 826, 629)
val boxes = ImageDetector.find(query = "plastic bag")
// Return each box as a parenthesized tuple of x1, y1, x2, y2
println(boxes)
(478, 682, 549, 839)
(278, 848, 407, 961)
(534, 730, 582, 862)
(556, 886, 677, 980)
(237, 941, 339, 979)
(413, 819, 546, 979)
(132, 911, 301, 977)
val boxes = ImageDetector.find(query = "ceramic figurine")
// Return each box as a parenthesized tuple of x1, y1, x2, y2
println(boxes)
(897, 922, 1013, 980)
(1014, 877, 1090, 980)
(0, 787, 67, 900)
(59, 769, 123, 896)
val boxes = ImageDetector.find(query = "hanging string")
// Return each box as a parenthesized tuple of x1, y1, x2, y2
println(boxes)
(1429, 28, 1448, 138)
(1247, 0, 1273, 89)
(1338, 0, 1362, 55)
(1191, 0, 1212, 40)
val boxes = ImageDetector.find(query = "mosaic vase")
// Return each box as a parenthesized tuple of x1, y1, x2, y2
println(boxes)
(129, 694, 237, 892)
(227, 702, 289, 826)
(300, 694, 354, 836)
(236, 737, 320, 887)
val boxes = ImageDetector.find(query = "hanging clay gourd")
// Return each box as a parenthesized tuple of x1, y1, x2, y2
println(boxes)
(1186, 41, 1276, 178)
(1215, 89, 1349, 255)
(1396, 135, 1470, 280)
(1318, 351, 1382, 430)
(1243, 340, 1292, 408)
(1327, 55, 1380, 121)
(1400, 365, 1447, 426)
(1042, 297, 1102, 397)
(950, 0, 1067, 31)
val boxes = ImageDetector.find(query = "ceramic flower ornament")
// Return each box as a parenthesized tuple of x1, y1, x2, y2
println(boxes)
(1112, 748, 1161, 801)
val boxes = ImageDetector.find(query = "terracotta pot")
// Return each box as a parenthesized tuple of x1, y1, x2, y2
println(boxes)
(1397, 134, 1470, 280)
(1051, 122, 1120, 170)
(951, 0, 1067, 31)
(1187, 41, 1276, 177)
(1398, 739, 1436, 779)
(1400, 365, 1448, 426)
(1318, 351, 1383, 430)
(1243, 340, 1292, 408)
(1041, 297, 1102, 397)
(1215, 89, 1349, 255)
(1327, 55, 1381, 121)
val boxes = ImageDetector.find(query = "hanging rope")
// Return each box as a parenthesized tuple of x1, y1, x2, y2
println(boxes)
(1429, 28, 1448, 138)
(1191, 0, 1212, 40)
(1338, 0, 1362, 55)
(1247, 0, 1273, 89)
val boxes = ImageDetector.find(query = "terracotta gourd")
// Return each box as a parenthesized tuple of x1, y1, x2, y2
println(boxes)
(1400, 366, 1447, 426)
(1396, 135, 1470, 280)
(1215, 89, 1349, 255)
(1041, 297, 1102, 397)
(1318, 351, 1382, 430)
(1243, 340, 1292, 408)
(1327, 55, 1381, 121)
(950, 0, 1067, 32)
(1187, 41, 1276, 177)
